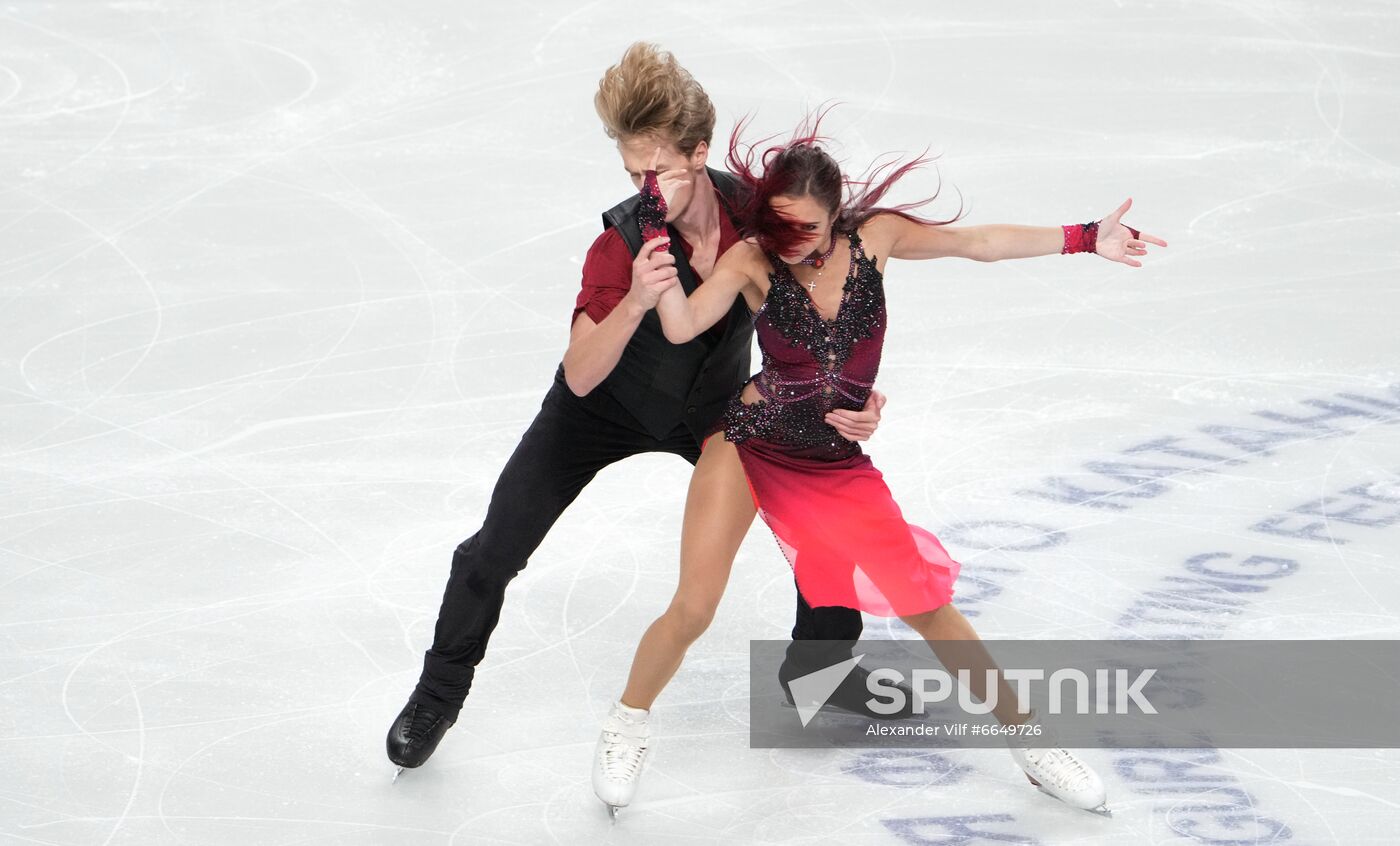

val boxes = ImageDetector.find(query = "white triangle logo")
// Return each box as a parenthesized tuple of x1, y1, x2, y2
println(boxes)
(788, 654, 865, 727)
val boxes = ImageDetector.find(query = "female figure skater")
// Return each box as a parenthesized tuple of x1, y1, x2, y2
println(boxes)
(591, 117, 1166, 819)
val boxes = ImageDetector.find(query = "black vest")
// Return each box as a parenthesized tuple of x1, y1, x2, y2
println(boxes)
(562, 168, 754, 441)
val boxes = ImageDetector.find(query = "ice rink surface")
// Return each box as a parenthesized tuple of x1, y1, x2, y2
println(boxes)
(3, 1, 1399, 843)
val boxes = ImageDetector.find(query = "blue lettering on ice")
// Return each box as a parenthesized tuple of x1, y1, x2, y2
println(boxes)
(842, 749, 972, 787)
(883, 814, 1039, 845)
(1017, 383, 1400, 510)
(1116, 552, 1300, 636)
(946, 564, 1016, 619)
(1250, 478, 1400, 545)
(878, 384, 1400, 842)
(939, 520, 1067, 553)
(932, 522, 1064, 618)
(1112, 546, 1303, 840)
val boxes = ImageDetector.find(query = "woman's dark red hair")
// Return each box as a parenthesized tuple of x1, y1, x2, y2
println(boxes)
(725, 105, 963, 257)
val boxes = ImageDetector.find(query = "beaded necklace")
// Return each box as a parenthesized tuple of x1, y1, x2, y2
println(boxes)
(797, 233, 838, 291)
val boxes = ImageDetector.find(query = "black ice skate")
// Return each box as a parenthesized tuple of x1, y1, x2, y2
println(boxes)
(778, 657, 918, 721)
(386, 699, 454, 782)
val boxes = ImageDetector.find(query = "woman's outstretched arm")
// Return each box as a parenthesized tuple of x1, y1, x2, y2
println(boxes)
(867, 198, 1167, 266)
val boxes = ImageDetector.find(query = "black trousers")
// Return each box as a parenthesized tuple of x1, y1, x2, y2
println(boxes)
(413, 376, 864, 720)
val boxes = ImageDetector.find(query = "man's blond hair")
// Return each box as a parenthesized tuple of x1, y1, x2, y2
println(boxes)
(595, 42, 716, 155)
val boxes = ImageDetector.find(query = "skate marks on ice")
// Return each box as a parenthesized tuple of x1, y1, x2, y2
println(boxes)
(866, 380, 1400, 843)
(4, 0, 1400, 844)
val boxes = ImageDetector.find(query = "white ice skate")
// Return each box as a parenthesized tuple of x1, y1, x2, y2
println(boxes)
(592, 701, 652, 821)
(1009, 744, 1111, 817)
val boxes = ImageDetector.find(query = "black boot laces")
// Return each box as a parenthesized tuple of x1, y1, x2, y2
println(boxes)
(405, 705, 443, 743)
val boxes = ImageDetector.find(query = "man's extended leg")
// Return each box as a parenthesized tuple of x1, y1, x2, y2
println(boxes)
(389, 383, 641, 769)
(791, 589, 863, 644)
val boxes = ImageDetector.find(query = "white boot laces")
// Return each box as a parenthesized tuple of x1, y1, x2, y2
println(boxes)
(1038, 747, 1091, 789)
(601, 710, 649, 781)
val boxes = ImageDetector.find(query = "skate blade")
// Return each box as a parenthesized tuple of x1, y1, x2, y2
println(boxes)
(391, 766, 404, 784)
(606, 804, 621, 823)
(779, 697, 920, 723)
(1030, 782, 1113, 818)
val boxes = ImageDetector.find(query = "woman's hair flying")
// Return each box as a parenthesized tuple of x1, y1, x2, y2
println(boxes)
(725, 106, 964, 256)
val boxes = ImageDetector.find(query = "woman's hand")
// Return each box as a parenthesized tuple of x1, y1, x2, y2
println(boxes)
(1095, 198, 1168, 268)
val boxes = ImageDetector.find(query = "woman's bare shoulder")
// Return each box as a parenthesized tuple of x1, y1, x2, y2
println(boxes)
(859, 212, 925, 261)
(857, 212, 899, 243)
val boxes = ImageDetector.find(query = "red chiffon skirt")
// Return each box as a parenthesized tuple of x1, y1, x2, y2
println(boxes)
(710, 434, 961, 617)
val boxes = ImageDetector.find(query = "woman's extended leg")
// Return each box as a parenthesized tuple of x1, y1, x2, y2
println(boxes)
(594, 435, 757, 817)
(898, 603, 1111, 815)
(621, 435, 757, 710)
(898, 604, 1027, 726)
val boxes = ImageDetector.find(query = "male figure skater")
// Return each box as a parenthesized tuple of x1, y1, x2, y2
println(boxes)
(386, 42, 891, 774)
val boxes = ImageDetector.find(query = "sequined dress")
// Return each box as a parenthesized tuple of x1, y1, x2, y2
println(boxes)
(713, 230, 961, 617)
